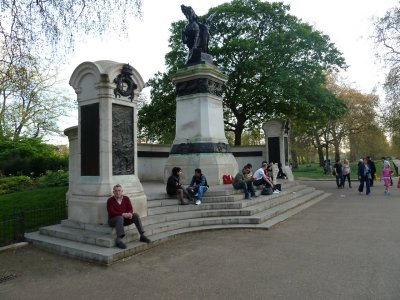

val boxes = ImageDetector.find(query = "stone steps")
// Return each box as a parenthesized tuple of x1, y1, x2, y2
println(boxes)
(26, 181, 329, 264)
(25, 192, 331, 266)
(32, 185, 306, 248)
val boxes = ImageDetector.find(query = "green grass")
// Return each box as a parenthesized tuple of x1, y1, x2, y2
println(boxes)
(292, 161, 389, 180)
(0, 186, 68, 217)
(0, 186, 68, 246)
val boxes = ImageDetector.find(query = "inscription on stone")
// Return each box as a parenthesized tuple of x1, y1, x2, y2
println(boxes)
(81, 103, 100, 176)
(112, 104, 134, 175)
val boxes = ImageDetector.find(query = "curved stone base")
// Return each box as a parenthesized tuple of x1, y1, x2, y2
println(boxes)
(67, 175, 147, 225)
(164, 153, 238, 185)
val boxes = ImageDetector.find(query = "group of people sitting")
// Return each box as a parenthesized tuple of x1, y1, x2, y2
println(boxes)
(107, 162, 286, 249)
(166, 167, 209, 205)
(232, 161, 283, 198)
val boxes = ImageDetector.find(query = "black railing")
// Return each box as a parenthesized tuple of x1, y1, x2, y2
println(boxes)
(0, 203, 67, 247)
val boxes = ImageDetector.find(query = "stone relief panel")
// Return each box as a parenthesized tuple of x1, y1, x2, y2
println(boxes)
(112, 104, 135, 175)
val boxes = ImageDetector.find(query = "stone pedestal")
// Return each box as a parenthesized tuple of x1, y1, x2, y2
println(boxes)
(164, 63, 238, 185)
(67, 60, 147, 225)
(262, 119, 293, 181)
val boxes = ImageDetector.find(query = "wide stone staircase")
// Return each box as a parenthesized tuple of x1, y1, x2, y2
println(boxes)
(26, 181, 330, 265)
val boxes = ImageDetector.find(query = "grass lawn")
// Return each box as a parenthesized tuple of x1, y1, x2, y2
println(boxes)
(0, 186, 68, 217)
(0, 186, 68, 246)
(292, 161, 389, 180)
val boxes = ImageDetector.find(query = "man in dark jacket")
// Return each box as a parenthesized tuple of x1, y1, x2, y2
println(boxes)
(232, 165, 257, 199)
(186, 168, 208, 205)
(358, 158, 371, 195)
(367, 156, 376, 187)
(333, 159, 344, 188)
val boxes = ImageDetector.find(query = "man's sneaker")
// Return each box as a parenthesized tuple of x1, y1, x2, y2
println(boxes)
(251, 195, 258, 198)
(195, 200, 201, 205)
(273, 190, 280, 194)
(116, 241, 127, 249)
(139, 235, 151, 244)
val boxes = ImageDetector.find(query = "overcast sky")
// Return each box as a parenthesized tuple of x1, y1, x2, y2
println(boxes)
(54, 0, 398, 144)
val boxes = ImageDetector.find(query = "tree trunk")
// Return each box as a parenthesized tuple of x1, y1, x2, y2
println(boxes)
(317, 146, 324, 166)
(233, 117, 246, 146)
(334, 141, 340, 162)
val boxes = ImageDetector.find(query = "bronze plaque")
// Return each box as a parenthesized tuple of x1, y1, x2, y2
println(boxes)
(81, 103, 100, 176)
(112, 104, 134, 175)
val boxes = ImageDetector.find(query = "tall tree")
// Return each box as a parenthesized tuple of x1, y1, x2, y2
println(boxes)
(374, 5, 400, 135)
(0, 56, 74, 139)
(325, 77, 379, 161)
(0, 0, 142, 59)
(141, 0, 346, 145)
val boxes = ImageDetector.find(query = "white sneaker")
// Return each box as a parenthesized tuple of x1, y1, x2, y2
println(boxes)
(195, 200, 201, 205)
(273, 190, 280, 194)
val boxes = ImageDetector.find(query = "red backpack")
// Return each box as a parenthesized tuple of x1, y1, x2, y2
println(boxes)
(223, 175, 233, 184)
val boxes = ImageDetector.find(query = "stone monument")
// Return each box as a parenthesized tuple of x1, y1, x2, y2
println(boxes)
(66, 60, 146, 225)
(262, 119, 293, 181)
(164, 5, 238, 185)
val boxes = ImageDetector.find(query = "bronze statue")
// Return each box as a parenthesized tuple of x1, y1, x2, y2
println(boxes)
(181, 5, 215, 64)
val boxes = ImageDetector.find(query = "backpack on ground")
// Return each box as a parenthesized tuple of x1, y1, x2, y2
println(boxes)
(261, 187, 273, 195)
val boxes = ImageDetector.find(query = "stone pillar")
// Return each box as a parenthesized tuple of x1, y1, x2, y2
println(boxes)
(67, 60, 146, 225)
(164, 63, 238, 185)
(262, 119, 293, 181)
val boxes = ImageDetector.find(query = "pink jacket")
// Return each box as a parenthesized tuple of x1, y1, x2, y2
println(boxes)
(380, 167, 392, 180)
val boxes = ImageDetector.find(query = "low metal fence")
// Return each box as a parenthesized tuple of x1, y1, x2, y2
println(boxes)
(0, 203, 67, 247)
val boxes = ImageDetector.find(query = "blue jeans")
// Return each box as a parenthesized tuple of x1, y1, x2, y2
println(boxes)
(187, 185, 208, 200)
(233, 181, 256, 198)
(358, 175, 370, 195)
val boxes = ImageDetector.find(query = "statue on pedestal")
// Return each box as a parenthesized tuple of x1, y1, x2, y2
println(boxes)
(181, 4, 214, 64)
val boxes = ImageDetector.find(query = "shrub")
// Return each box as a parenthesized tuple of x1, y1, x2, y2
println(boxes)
(0, 176, 34, 195)
(0, 137, 68, 177)
(37, 170, 69, 187)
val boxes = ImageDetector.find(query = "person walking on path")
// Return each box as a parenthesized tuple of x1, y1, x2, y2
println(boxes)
(107, 184, 151, 249)
(333, 159, 344, 188)
(342, 159, 351, 188)
(187, 168, 208, 205)
(232, 165, 257, 199)
(380, 161, 393, 195)
(358, 158, 371, 195)
(367, 156, 376, 187)
(381, 157, 393, 186)
(166, 167, 192, 205)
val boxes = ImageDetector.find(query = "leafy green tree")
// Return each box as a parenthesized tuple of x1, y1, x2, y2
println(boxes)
(0, 137, 68, 176)
(141, 0, 346, 145)
(374, 5, 400, 135)
(290, 81, 346, 166)
(138, 72, 176, 144)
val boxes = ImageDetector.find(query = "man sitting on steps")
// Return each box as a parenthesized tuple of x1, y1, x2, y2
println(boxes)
(107, 184, 150, 249)
(232, 165, 257, 199)
(253, 162, 277, 193)
(187, 168, 208, 205)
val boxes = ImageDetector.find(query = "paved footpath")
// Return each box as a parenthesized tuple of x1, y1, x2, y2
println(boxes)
(1, 179, 400, 300)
